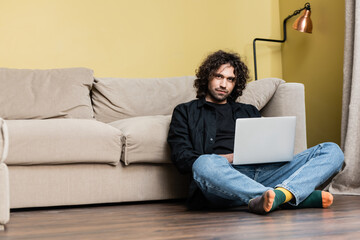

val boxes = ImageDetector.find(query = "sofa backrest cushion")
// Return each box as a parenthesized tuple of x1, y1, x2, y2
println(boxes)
(0, 68, 94, 119)
(238, 78, 285, 110)
(92, 76, 196, 123)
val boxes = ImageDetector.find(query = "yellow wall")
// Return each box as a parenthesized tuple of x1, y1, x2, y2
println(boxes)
(279, 0, 345, 147)
(1, 0, 344, 147)
(0, 0, 282, 79)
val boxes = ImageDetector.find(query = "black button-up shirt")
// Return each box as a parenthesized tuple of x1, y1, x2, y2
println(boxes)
(168, 97, 261, 174)
(167, 98, 261, 208)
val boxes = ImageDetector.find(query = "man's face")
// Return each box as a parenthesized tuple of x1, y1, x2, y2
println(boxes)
(206, 63, 236, 104)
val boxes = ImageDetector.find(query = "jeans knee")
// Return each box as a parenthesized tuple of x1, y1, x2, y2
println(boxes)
(321, 142, 344, 170)
(192, 154, 227, 180)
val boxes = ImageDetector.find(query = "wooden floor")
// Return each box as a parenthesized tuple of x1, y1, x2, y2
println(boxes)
(1, 195, 360, 240)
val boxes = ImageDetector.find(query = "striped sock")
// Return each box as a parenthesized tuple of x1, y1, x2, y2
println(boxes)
(281, 190, 333, 209)
(248, 188, 293, 214)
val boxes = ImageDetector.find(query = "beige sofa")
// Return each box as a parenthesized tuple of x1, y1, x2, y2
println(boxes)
(0, 68, 307, 230)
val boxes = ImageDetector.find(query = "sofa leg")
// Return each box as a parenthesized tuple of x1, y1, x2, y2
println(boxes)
(0, 224, 4, 231)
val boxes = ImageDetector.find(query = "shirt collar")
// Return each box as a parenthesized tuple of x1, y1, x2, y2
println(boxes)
(197, 97, 238, 109)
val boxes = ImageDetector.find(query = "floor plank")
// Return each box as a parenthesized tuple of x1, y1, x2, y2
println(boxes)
(1, 195, 360, 239)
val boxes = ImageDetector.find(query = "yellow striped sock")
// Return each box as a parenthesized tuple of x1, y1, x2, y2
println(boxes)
(275, 187, 293, 203)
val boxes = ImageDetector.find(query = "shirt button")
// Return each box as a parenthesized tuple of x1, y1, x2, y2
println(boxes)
(210, 138, 213, 141)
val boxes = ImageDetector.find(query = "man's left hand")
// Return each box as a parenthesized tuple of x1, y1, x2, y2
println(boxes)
(219, 153, 233, 163)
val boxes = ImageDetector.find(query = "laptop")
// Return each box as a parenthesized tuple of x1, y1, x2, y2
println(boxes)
(232, 116, 296, 165)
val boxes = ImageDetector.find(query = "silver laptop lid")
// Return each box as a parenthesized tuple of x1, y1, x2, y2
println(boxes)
(233, 116, 296, 165)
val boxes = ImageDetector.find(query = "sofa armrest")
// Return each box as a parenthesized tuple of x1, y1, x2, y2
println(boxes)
(260, 83, 307, 154)
(0, 119, 9, 164)
(0, 163, 9, 230)
(0, 119, 9, 230)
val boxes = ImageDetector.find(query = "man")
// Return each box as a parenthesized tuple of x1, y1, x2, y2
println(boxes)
(167, 50, 344, 214)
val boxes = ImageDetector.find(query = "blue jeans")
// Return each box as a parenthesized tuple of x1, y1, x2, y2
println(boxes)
(192, 142, 344, 208)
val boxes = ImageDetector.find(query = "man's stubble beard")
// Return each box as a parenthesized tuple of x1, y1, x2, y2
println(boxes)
(207, 88, 230, 103)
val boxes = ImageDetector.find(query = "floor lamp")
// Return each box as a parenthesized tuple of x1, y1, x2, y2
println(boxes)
(253, 2, 313, 80)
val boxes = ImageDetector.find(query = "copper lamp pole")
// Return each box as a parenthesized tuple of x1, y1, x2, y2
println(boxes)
(253, 2, 312, 80)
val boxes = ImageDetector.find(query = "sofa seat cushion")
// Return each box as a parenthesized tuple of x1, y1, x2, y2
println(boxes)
(0, 68, 94, 119)
(5, 119, 122, 166)
(109, 115, 171, 165)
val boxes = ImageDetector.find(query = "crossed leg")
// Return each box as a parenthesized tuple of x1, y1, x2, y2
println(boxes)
(192, 143, 344, 214)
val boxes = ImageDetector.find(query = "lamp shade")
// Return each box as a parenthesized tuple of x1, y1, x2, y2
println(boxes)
(292, 9, 312, 33)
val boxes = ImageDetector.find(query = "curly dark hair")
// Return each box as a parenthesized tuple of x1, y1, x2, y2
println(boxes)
(194, 50, 249, 100)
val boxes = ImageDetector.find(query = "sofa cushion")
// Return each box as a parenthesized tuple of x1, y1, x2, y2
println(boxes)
(109, 115, 171, 165)
(5, 119, 122, 166)
(92, 76, 196, 123)
(0, 119, 9, 164)
(0, 68, 94, 119)
(238, 78, 285, 110)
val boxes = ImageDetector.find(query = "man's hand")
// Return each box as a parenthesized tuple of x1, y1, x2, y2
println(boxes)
(219, 153, 233, 163)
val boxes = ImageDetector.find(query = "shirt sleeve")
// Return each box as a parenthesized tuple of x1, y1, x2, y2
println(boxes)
(167, 105, 201, 174)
